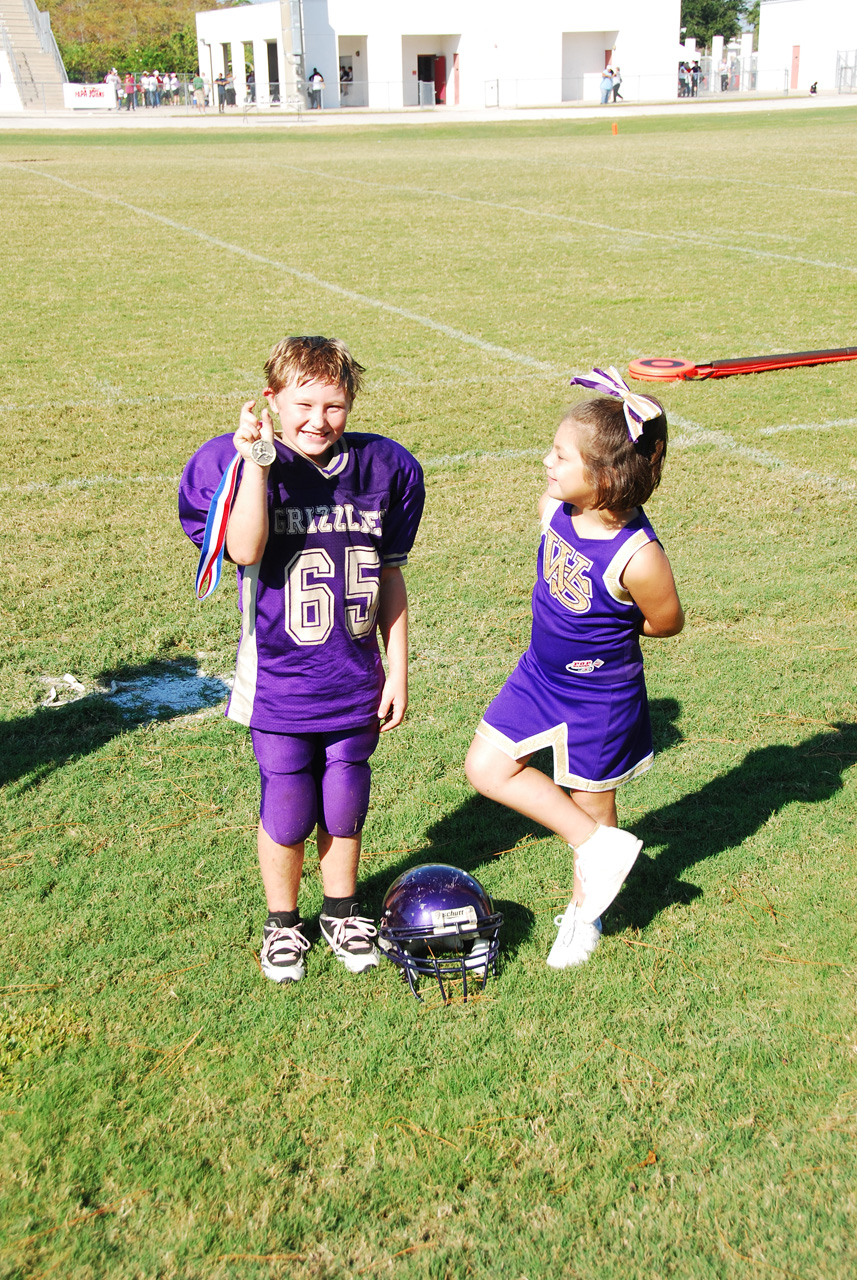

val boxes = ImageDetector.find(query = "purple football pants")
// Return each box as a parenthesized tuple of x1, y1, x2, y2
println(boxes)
(251, 724, 379, 846)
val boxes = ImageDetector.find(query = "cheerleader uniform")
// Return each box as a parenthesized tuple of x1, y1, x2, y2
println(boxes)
(476, 496, 658, 792)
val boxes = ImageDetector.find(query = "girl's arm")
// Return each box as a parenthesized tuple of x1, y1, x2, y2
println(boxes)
(376, 566, 408, 732)
(225, 400, 273, 565)
(622, 541, 685, 637)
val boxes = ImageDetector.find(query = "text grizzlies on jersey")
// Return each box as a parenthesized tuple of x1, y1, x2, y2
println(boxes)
(273, 503, 385, 537)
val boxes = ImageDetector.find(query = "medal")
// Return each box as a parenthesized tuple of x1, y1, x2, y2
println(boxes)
(250, 438, 276, 466)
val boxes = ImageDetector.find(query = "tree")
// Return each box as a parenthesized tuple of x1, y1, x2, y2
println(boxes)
(42, 0, 229, 80)
(680, 0, 749, 50)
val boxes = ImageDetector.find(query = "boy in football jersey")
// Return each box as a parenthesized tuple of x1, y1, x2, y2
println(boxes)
(179, 336, 425, 983)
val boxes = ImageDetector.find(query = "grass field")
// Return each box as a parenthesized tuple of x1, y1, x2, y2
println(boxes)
(1, 107, 856, 1279)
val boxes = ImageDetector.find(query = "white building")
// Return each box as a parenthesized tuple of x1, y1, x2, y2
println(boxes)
(758, 0, 857, 92)
(195, 0, 680, 110)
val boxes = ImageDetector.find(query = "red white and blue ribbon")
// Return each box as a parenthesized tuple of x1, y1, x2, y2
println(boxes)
(194, 452, 242, 601)
(569, 365, 662, 442)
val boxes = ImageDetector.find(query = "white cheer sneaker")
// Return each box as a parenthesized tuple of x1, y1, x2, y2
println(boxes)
(573, 824, 642, 924)
(546, 902, 602, 969)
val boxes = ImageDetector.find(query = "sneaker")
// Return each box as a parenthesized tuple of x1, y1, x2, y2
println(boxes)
(319, 914, 380, 974)
(260, 920, 311, 983)
(546, 902, 602, 969)
(573, 824, 642, 924)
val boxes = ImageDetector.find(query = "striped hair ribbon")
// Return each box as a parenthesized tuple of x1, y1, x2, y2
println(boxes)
(569, 366, 662, 442)
(194, 452, 242, 600)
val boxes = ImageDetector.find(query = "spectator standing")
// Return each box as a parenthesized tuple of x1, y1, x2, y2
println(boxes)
(192, 72, 206, 113)
(215, 71, 227, 113)
(171, 72, 180, 104)
(124, 72, 136, 110)
(105, 67, 120, 108)
(309, 67, 324, 108)
(612, 67, 623, 102)
(600, 68, 613, 104)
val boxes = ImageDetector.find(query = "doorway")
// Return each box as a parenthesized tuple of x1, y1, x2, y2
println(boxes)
(417, 54, 446, 104)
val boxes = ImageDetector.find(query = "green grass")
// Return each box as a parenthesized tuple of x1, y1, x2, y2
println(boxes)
(1, 108, 856, 1278)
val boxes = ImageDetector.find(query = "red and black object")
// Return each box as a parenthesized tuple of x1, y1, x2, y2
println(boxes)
(628, 347, 857, 383)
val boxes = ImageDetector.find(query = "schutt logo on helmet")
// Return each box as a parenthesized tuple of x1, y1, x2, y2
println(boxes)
(378, 863, 503, 1003)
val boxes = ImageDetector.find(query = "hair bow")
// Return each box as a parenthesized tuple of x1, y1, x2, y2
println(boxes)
(569, 366, 662, 443)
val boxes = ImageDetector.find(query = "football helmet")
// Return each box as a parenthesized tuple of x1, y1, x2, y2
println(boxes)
(378, 863, 503, 1002)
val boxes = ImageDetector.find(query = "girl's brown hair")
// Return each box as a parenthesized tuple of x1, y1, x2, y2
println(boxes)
(565, 395, 668, 511)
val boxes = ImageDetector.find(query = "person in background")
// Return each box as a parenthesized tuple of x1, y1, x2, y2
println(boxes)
(309, 67, 325, 108)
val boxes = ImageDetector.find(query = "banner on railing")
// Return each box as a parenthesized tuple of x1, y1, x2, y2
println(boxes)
(63, 83, 116, 109)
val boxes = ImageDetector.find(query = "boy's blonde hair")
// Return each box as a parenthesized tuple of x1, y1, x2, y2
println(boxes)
(264, 335, 365, 402)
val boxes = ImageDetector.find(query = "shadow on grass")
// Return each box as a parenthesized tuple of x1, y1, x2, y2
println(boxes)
(614, 718, 857, 932)
(359, 699, 683, 949)
(362, 701, 856, 939)
(0, 657, 230, 793)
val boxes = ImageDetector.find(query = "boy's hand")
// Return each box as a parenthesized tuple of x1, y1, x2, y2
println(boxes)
(378, 674, 407, 733)
(234, 400, 275, 465)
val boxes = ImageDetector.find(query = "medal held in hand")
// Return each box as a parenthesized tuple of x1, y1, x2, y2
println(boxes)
(250, 438, 276, 466)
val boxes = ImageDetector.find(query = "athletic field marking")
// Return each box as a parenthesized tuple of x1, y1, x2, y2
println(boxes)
(3, 427, 852, 496)
(422, 447, 542, 470)
(269, 162, 857, 276)
(759, 417, 857, 437)
(591, 162, 857, 203)
(669, 415, 856, 495)
(2, 473, 183, 495)
(0, 372, 559, 416)
(6, 165, 558, 374)
(3, 169, 852, 495)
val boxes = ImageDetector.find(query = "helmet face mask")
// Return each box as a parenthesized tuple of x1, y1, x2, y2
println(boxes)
(378, 864, 503, 1003)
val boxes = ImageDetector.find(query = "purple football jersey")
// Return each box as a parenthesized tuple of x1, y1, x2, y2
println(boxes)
(179, 432, 425, 731)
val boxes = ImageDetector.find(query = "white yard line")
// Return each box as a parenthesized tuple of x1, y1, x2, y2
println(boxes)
(0, 371, 559, 415)
(3, 423, 853, 496)
(268, 161, 857, 275)
(3, 168, 852, 497)
(669, 415, 856, 494)
(6, 165, 557, 374)
(759, 417, 857, 436)
(590, 162, 857, 203)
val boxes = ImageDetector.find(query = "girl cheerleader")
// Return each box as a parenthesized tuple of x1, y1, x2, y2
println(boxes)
(465, 367, 684, 969)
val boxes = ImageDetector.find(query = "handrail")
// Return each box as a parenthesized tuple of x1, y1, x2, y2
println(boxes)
(20, 0, 67, 81)
(0, 21, 27, 100)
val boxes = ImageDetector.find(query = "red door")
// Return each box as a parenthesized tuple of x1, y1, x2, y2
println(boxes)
(434, 55, 446, 104)
(791, 46, 800, 90)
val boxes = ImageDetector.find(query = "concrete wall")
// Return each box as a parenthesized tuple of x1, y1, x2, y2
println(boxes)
(196, 0, 681, 108)
(0, 52, 24, 110)
(758, 0, 857, 91)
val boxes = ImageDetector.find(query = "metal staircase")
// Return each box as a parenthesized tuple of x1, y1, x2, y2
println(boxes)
(0, 0, 67, 110)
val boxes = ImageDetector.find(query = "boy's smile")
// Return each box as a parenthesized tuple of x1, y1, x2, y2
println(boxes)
(265, 378, 350, 464)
